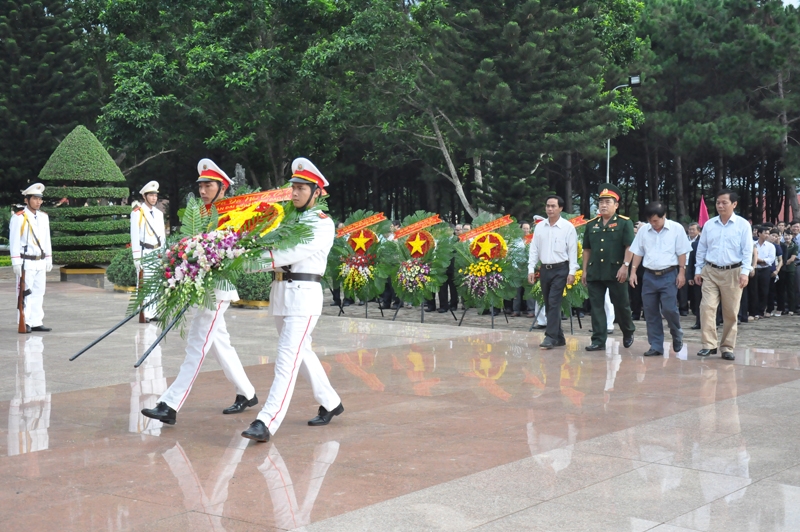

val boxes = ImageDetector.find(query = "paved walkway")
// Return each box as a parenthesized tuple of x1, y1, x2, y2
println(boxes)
(2, 269, 800, 531)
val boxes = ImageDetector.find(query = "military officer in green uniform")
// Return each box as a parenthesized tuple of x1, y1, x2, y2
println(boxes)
(581, 184, 636, 351)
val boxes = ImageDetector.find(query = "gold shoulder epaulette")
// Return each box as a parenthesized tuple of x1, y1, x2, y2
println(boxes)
(318, 212, 329, 219)
(618, 215, 630, 220)
(587, 216, 599, 222)
(132, 206, 141, 212)
(14, 210, 24, 216)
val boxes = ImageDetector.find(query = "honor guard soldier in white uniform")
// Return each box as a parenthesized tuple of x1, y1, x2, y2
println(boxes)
(10, 184, 52, 333)
(141, 159, 258, 425)
(130, 180, 166, 321)
(242, 157, 343, 442)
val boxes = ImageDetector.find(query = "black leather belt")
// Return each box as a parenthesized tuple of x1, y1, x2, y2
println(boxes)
(140, 242, 157, 250)
(20, 254, 43, 260)
(542, 261, 569, 270)
(273, 272, 322, 283)
(644, 266, 677, 276)
(707, 262, 742, 270)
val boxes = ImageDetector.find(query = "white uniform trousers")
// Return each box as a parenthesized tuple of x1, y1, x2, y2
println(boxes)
(16, 268, 46, 327)
(257, 315, 341, 435)
(159, 301, 255, 411)
(138, 248, 159, 320)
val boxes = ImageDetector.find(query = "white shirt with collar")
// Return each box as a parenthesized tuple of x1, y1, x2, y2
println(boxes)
(629, 219, 692, 271)
(130, 204, 166, 260)
(695, 213, 754, 276)
(9, 207, 51, 271)
(528, 217, 579, 275)
(755, 239, 776, 268)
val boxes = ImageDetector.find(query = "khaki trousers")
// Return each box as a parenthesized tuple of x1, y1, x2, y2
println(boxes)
(699, 266, 743, 351)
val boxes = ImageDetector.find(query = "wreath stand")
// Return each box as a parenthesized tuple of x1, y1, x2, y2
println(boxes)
(528, 306, 582, 334)
(458, 305, 509, 329)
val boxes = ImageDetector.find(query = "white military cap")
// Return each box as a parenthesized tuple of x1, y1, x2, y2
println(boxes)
(290, 157, 329, 188)
(197, 158, 233, 187)
(139, 181, 159, 195)
(21, 183, 45, 197)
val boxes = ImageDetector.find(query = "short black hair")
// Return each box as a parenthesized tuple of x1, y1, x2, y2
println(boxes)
(716, 188, 739, 203)
(792, 221, 800, 227)
(757, 225, 770, 235)
(770, 228, 781, 235)
(643, 201, 667, 219)
(545, 195, 565, 208)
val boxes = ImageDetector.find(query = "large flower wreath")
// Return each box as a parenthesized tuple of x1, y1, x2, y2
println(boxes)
(454, 214, 527, 312)
(377, 211, 454, 307)
(131, 192, 317, 330)
(326, 210, 391, 303)
(527, 214, 589, 315)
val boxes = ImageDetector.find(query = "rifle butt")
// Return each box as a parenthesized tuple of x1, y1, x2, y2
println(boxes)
(138, 268, 146, 323)
(17, 270, 26, 334)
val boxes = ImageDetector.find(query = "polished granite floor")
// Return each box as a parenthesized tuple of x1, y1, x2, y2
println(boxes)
(2, 276, 800, 531)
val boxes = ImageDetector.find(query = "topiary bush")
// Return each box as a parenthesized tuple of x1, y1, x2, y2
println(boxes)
(38, 125, 129, 266)
(106, 247, 137, 287)
(234, 272, 272, 301)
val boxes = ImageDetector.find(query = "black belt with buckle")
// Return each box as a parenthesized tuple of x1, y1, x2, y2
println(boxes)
(140, 242, 157, 250)
(542, 261, 569, 270)
(707, 262, 742, 270)
(273, 272, 322, 283)
(644, 266, 677, 276)
(20, 253, 43, 260)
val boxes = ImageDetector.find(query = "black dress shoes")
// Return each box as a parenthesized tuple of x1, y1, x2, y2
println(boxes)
(690, 323, 701, 330)
(585, 343, 605, 351)
(308, 403, 344, 426)
(623, 335, 634, 348)
(721, 351, 735, 361)
(539, 340, 555, 350)
(643, 349, 663, 357)
(141, 402, 176, 425)
(673, 340, 683, 352)
(30, 325, 51, 332)
(697, 348, 717, 357)
(241, 419, 270, 442)
(222, 394, 258, 414)
(532, 323, 546, 330)
(437, 308, 448, 313)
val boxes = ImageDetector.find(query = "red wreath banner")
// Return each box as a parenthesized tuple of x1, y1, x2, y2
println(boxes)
(214, 188, 293, 215)
(459, 215, 514, 242)
(405, 230, 435, 258)
(348, 229, 378, 255)
(394, 215, 442, 240)
(337, 213, 387, 238)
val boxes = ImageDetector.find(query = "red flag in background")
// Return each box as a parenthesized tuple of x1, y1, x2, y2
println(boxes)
(698, 196, 710, 227)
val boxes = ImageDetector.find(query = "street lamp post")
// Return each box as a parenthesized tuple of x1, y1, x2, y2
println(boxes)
(606, 75, 641, 183)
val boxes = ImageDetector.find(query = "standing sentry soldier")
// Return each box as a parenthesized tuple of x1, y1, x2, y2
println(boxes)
(10, 184, 53, 333)
(242, 157, 343, 443)
(581, 184, 636, 351)
(130, 181, 166, 322)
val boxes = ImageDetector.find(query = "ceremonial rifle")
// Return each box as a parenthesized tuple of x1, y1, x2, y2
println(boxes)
(138, 268, 146, 323)
(134, 305, 189, 368)
(69, 300, 154, 361)
(17, 258, 26, 334)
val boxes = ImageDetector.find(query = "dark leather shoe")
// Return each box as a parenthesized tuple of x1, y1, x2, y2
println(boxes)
(539, 340, 555, 350)
(437, 308, 448, 313)
(673, 341, 683, 352)
(141, 402, 176, 425)
(697, 348, 717, 357)
(680, 310, 688, 316)
(241, 419, 269, 442)
(512, 311, 521, 317)
(690, 323, 701, 330)
(643, 349, 663, 357)
(424, 306, 436, 312)
(30, 325, 51, 332)
(532, 324, 546, 330)
(554, 339, 566, 347)
(623, 335, 634, 348)
(585, 343, 605, 351)
(222, 394, 258, 415)
(308, 403, 344, 426)
(721, 351, 735, 361)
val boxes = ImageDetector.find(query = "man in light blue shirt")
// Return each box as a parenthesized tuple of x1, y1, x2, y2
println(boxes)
(694, 189, 754, 361)
(629, 201, 692, 357)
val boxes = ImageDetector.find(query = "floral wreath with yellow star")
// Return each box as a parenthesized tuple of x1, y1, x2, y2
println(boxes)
(454, 213, 527, 312)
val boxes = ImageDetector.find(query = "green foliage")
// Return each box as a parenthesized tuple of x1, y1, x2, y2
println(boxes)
(106, 247, 138, 286)
(0, 255, 11, 267)
(51, 233, 130, 247)
(50, 205, 132, 218)
(234, 272, 272, 301)
(43, 187, 129, 199)
(328, 210, 392, 302)
(50, 219, 130, 232)
(55, 249, 118, 264)
(39, 125, 126, 183)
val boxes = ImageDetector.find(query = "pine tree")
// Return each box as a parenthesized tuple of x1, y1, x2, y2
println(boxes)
(0, 1, 94, 199)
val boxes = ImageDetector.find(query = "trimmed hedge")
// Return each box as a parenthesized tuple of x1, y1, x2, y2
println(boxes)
(54, 249, 119, 265)
(53, 206, 131, 218)
(39, 125, 127, 183)
(106, 247, 138, 286)
(50, 220, 130, 232)
(43, 186, 129, 199)
(0, 256, 11, 267)
(235, 272, 272, 301)
(51, 233, 131, 247)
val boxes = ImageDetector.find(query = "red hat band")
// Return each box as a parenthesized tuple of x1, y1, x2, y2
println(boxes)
(199, 169, 225, 183)
(292, 169, 324, 188)
(599, 188, 620, 201)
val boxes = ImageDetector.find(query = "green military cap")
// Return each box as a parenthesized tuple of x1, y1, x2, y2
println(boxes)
(598, 183, 622, 201)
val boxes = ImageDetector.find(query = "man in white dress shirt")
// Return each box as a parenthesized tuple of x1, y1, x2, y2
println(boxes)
(242, 157, 343, 442)
(527, 195, 579, 349)
(130, 181, 166, 321)
(752, 226, 775, 319)
(10, 183, 52, 333)
(694, 189, 754, 361)
(629, 201, 692, 357)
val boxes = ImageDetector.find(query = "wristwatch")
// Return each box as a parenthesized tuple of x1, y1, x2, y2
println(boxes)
(623, 261, 630, 267)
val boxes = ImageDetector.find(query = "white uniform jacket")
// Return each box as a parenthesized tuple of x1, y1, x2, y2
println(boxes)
(9, 208, 51, 271)
(266, 210, 335, 316)
(130, 205, 166, 260)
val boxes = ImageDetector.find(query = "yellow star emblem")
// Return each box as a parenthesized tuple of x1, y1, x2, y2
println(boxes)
(408, 233, 427, 255)
(351, 230, 372, 252)
(476, 235, 498, 257)
(220, 203, 260, 232)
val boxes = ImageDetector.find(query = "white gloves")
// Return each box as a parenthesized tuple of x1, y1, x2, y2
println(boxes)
(13, 264, 22, 277)
(134, 259, 142, 272)
(46, 258, 53, 272)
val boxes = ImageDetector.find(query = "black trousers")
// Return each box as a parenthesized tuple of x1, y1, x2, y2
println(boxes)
(752, 268, 771, 317)
(588, 279, 635, 345)
(438, 258, 458, 310)
(690, 283, 702, 322)
(785, 269, 797, 312)
(678, 283, 689, 313)
(540, 264, 569, 342)
(628, 267, 643, 319)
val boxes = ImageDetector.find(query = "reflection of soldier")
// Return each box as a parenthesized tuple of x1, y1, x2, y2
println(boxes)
(162, 434, 249, 531)
(392, 347, 440, 396)
(130, 324, 168, 436)
(526, 411, 578, 500)
(604, 353, 621, 408)
(336, 349, 384, 392)
(8, 336, 51, 455)
(259, 441, 340, 531)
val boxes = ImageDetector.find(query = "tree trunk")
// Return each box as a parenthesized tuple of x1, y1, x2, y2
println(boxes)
(565, 152, 573, 212)
(428, 108, 478, 218)
(715, 153, 724, 195)
(674, 153, 686, 220)
(777, 70, 800, 222)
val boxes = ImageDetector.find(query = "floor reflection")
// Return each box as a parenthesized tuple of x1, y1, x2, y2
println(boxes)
(8, 335, 50, 456)
(130, 323, 168, 436)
